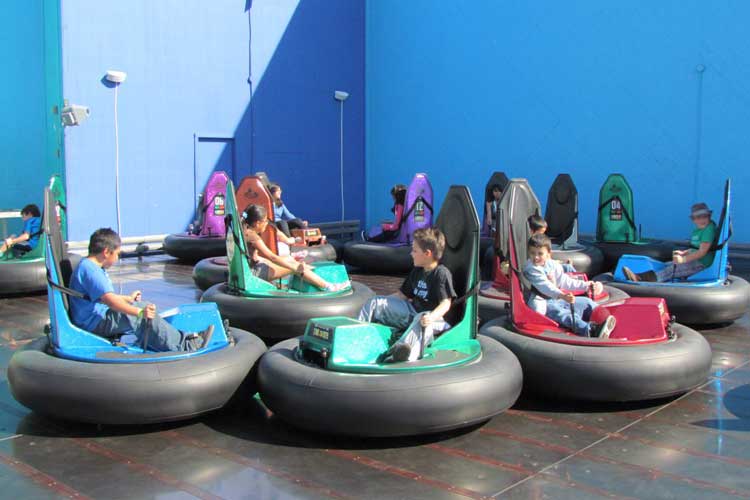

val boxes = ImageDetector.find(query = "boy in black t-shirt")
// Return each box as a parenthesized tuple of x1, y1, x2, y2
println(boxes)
(358, 227, 456, 362)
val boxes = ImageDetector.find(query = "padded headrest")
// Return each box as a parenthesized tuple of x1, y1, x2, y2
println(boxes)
(494, 179, 541, 263)
(395, 173, 434, 244)
(545, 174, 578, 244)
(596, 173, 637, 242)
(435, 185, 479, 325)
(202, 172, 229, 208)
(550, 174, 573, 205)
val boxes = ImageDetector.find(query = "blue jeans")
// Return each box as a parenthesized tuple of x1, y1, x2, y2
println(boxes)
(358, 296, 449, 361)
(92, 302, 201, 352)
(545, 297, 597, 337)
(655, 261, 705, 282)
(562, 263, 577, 273)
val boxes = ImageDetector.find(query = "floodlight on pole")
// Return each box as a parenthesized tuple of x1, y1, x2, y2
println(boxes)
(106, 70, 127, 235)
(334, 90, 349, 221)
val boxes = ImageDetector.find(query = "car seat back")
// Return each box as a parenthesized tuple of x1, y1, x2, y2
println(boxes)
(688, 179, 732, 282)
(197, 171, 229, 237)
(493, 179, 541, 264)
(235, 175, 278, 255)
(435, 186, 479, 328)
(596, 173, 638, 243)
(43, 188, 111, 351)
(224, 180, 277, 293)
(493, 182, 563, 332)
(481, 171, 510, 235)
(545, 173, 579, 248)
(393, 173, 433, 244)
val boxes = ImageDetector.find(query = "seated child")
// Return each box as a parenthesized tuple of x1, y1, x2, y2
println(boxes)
(269, 184, 308, 237)
(358, 227, 456, 362)
(364, 184, 407, 242)
(528, 214, 576, 273)
(0, 204, 41, 258)
(69, 228, 213, 351)
(524, 234, 616, 338)
(623, 202, 716, 282)
(484, 183, 503, 235)
(241, 204, 347, 291)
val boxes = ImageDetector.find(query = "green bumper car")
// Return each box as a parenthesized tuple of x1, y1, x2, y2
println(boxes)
(257, 186, 523, 437)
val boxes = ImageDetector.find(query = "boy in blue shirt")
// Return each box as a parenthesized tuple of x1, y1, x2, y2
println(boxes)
(69, 228, 212, 351)
(1, 204, 41, 258)
(524, 233, 616, 338)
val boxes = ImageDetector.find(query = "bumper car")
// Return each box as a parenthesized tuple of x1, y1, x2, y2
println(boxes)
(343, 173, 433, 274)
(0, 175, 76, 296)
(200, 180, 374, 341)
(8, 188, 266, 424)
(479, 179, 712, 401)
(163, 171, 229, 262)
(258, 186, 522, 436)
(598, 179, 750, 325)
(193, 175, 336, 290)
(236, 172, 337, 262)
(592, 173, 675, 269)
(479, 177, 625, 325)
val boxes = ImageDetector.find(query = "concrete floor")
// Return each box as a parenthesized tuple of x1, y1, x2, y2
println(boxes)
(1, 256, 749, 499)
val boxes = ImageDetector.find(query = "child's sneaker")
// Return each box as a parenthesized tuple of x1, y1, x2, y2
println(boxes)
(387, 342, 412, 363)
(184, 324, 215, 350)
(596, 315, 616, 339)
(325, 280, 351, 292)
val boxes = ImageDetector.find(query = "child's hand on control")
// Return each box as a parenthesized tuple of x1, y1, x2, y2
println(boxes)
(143, 303, 156, 320)
(129, 290, 142, 303)
(561, 292, 575, 304)
(591, 282, 603, 295)
(420, 313, 433, 327)
(296, 262, 314, 274)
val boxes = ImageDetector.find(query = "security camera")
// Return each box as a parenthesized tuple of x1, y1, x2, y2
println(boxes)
(61, 104, 91, 127)
(334, 90, 349, 101)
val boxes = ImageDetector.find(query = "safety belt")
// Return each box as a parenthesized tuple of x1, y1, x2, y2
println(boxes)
(598, 195, 636, 237)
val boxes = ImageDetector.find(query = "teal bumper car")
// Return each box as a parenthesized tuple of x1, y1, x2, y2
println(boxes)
(0, 175, 76, 296)
(258, 186, 523, 437)
(201, 180, 374, 341)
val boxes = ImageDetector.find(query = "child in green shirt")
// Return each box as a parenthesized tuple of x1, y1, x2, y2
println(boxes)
(623, 203, 716, 282)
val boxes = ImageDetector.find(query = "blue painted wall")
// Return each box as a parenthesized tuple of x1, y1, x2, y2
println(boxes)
(61, 0, 364, 240)
(366, 1, 750, 242)
(2, 0, 63, 234)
